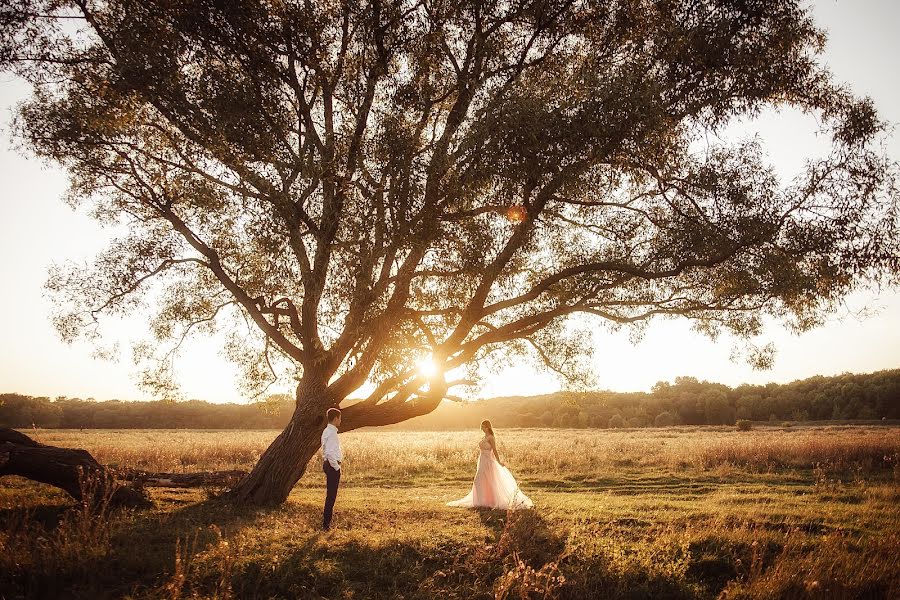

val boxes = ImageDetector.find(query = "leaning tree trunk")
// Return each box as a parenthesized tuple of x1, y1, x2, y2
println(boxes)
(225, 380, 331, 506)
(224, 376, 448, 506)
(0, 428, 152, 509)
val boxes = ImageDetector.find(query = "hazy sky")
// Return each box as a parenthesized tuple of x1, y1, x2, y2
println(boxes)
(1, 0, 898, 403)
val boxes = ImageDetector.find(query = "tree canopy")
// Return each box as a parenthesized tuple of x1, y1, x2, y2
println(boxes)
(3, 0, 898, 503)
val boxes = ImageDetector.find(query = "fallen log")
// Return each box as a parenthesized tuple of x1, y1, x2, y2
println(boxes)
(0, 428, 152, 509)
(117, 468, 248, 488)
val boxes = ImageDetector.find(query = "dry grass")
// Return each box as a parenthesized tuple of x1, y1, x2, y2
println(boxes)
(24, 425, 900, 479)
(719, 531, 900, 599)
(2, 426, 898, 599)
(26, 429, 273, 472)
(0, 470, 133, 598)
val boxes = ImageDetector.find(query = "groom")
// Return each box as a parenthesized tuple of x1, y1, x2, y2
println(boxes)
(320, 408, 343, 531)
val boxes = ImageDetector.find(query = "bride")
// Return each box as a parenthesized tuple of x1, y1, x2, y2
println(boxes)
(448, 420, 533, 509)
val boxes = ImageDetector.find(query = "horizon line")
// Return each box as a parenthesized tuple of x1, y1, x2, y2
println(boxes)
(3, 365, 897, 405)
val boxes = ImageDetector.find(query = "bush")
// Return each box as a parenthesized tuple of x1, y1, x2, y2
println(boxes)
(608, 414, 624, 429)
(736, 420, 752, 431)
(654, 412, 676, 427)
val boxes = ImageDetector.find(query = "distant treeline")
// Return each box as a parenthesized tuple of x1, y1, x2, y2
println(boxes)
(2, 369, 898, 430)
(411, 369, 900, 430)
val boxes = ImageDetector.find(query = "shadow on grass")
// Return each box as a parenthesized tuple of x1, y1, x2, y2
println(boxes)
(0, 496, 742, 599)
(0, 503, 69, 530)
(0, 494, 290, 600)
(231, 535, 456, 599)
(6, 487, 896, 600)
(525, 472, 816, 495)
(105, 496, 287, 594)
(476, 507, 566, 569)
(219, 507, 568, 600)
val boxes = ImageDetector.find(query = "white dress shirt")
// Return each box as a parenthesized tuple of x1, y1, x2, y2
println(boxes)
(321, 423, 343, 471)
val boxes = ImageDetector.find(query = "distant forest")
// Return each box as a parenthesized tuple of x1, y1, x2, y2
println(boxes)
(2, 369, 898, 430)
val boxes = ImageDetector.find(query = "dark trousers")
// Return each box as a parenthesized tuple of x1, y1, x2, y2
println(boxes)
(323, 461, 341, 530)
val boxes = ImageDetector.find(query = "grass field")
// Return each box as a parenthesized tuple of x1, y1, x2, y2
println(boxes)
(2, 426, 899, 599)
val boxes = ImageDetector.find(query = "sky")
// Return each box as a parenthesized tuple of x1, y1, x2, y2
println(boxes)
(1, 0, 898, 404)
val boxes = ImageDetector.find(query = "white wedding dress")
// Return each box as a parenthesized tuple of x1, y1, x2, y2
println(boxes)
(447, 435, 533, 509)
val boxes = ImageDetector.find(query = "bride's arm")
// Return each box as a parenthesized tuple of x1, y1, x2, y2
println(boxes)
(488, 436, 504, 466)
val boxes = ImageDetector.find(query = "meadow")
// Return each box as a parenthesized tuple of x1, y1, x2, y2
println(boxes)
(1, 425, 898, 599)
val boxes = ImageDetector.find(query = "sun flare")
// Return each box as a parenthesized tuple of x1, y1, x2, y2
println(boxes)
(417, 357, 439, 378)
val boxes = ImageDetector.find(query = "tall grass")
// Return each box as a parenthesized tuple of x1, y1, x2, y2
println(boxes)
(720, 531, 900, 599)
(27, 429, 272, 472)
(26, 426, 900, 479)
(0, 471, 125, 597)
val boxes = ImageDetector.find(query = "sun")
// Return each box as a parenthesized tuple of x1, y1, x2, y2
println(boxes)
(417, 357, 439, 378)
(506, 204, 527, 223)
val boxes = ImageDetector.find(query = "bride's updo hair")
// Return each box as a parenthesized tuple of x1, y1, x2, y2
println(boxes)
(481, 420, 494, 436)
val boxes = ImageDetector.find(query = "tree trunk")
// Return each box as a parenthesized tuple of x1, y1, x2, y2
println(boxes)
(0, 428, 152, 509)
(223, 378, 447, 506)
(224, 379, 331, 506)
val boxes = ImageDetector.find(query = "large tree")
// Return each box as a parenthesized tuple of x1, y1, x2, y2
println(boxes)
(2, 0, 897, 504)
